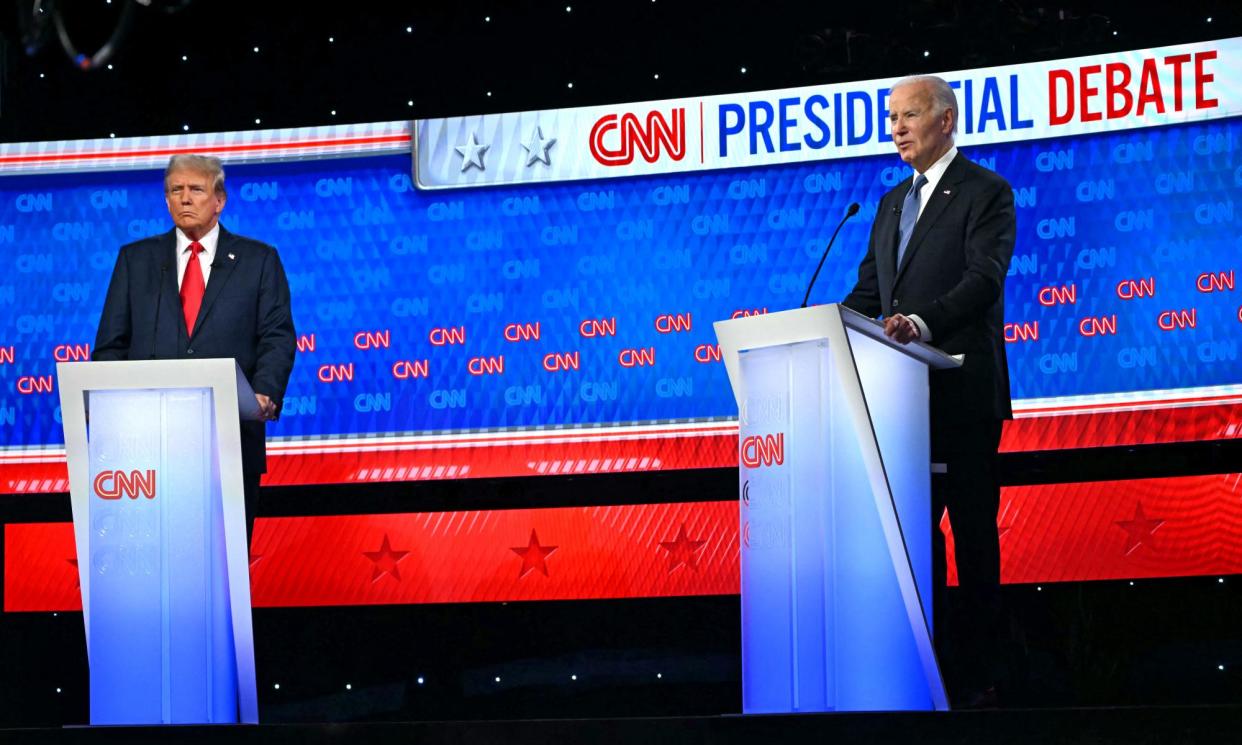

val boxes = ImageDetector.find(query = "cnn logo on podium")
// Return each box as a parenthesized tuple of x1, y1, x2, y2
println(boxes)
(93, 469, 157, 500)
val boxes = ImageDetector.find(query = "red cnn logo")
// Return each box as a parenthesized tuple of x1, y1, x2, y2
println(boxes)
(589, 109, 686, 166)
(741, 434, 785, 468)
(94, 469, 156, 500)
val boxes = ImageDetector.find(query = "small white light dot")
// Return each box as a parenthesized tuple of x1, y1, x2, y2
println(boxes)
(484, 15, 491, 22)
(109, 133, 115, 138)
(567, 82, 574, 89)
(345, 683, 352, 690)
(571, 674, 577, 681)
(406, 26, 413, 33)
(417, 676, 425, 685)
(1207, 16, 1213, 23)
(331, 110, 337, 116)
(56, 688, 62, 693)
(253, 46, 260, 53)
(107, 64, 113, 70)
(1219, 664, 1226, 671)
(1219, 578, 1225, 583)
(923, 50, 930, 58)
(182, 124, 190, 132)
(255, 118, 261, 124)
(1112, 31, 1118, 36)
(40, 73, 46, 78)
(408, 100, 414, 107)
(486, 91, 492, 97)
(328, 37, 334, 43)
(565, 5, 572, 11)
(1036, 586, 1043, 591)
(52, 612, 58, 617)
(494, 676, 501, 683)
(273, 683, 280, 690)
(653, 73, 660, 79)
(1129, 581, 1135, 586)
(657, 673, 663, 679)
(740, 67, 747, 74)
(181, 55, 188, 61)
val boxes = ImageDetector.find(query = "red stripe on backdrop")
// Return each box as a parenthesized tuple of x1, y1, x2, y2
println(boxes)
(5, 502, 740, 612)
(4, 401, 1241, 495)
(1000, 402, 1242, 452)
(7, 473, 1242, 612)
(944, 473, 1242, 585)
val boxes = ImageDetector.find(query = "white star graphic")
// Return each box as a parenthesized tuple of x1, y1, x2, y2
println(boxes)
(454, 132, 490, 172)
(521, 126, 557, 167)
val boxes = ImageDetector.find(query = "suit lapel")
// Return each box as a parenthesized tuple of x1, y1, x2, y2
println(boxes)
(893, 155, 967, 286)
(876, 185, 905, 291)
(189, 226, 240, 340)
(160, 231, 187, 339)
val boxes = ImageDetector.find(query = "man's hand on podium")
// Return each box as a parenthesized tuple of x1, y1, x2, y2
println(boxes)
(884, 314, 921, 344)
(255, 393, 278, 421)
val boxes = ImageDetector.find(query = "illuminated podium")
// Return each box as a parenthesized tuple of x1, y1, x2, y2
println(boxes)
(56, 359, 261, 725)
(714, 304, 961, 713)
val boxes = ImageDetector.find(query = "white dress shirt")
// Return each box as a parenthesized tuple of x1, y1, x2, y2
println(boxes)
(175, 223, 220, 290)
(906, 146, 959, 342)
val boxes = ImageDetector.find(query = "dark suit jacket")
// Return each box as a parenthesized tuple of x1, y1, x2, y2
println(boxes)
(92, 225, 296, 474)
(843, 154, 1015, 449)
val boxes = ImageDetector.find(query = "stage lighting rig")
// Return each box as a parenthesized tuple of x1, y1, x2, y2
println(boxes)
(17, 0, 195, 71)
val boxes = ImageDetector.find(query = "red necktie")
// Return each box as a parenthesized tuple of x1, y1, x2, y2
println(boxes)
(180, 241, 206, 336)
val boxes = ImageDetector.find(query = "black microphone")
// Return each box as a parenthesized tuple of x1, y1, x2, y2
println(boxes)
(800, 202, 860, 309)
(151, 262, 169, 359)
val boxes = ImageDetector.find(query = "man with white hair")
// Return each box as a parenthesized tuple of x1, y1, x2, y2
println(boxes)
(94, 154, 296, 543)
(842, 74, 1016, 705)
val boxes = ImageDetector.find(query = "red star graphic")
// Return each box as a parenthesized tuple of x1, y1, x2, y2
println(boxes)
(511, 529, 557, 578)
(659, 523, 707, 573)
(1116, 502, 1164, 555)
(363, 534, 410, 583)
(67, 558, 80, 589)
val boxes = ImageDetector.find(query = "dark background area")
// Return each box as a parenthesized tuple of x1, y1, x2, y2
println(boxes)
(1, 0, 1241, 728)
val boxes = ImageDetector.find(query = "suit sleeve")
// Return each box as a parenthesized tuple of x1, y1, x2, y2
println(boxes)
(909, 178, 1015, 341)
(92, 248, 133, 361)
(840, 202, 885, 318)
(249, 248, 296, 413)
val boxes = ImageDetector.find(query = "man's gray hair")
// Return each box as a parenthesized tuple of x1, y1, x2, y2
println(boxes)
(892, 75, 958, 133)
(165, 154, 226, 196)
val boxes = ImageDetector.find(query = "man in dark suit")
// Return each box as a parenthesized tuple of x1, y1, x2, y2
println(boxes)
(93, 154, 296, 542)
(841, 75, 1015, 704)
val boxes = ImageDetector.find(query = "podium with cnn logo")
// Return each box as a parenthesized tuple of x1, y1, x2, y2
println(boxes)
(57, 359, 261, 725)
(714, 304, 961, 713)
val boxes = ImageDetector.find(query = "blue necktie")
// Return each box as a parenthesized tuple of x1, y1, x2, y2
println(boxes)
(896, 174, 928, 268)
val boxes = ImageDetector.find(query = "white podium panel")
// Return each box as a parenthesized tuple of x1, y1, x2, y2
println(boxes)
(58, 359, 259, 725)
(717, 304, 957, 713)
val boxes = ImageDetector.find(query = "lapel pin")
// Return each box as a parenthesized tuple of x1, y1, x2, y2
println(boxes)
(228, 253, 236, 260)
(943, 189, 952, 195)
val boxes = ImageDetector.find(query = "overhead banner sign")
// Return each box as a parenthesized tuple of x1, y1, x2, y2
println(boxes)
(414, 38, 1240, 189)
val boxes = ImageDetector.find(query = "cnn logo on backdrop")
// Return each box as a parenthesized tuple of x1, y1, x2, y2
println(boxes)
(589, 108, 686, 166)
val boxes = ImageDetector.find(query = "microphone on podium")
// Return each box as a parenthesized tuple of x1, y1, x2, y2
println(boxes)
(800, 202, 860, 309)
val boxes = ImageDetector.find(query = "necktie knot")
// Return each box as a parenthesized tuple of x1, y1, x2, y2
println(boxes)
(188, 241, 204, 257)
(909, 174, 928, 198)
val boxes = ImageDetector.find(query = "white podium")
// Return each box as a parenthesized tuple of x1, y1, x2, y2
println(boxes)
(56, 359, 261, 725)
(714, 304, 961, 713)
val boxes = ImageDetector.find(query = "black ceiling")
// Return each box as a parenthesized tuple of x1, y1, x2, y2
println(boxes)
(1, 0, 1238, 144)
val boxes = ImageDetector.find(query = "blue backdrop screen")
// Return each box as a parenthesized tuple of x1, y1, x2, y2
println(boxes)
(0, 116, 1238, 449)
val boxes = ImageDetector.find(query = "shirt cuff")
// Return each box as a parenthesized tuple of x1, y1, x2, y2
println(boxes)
(908, 314, 932, 342)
